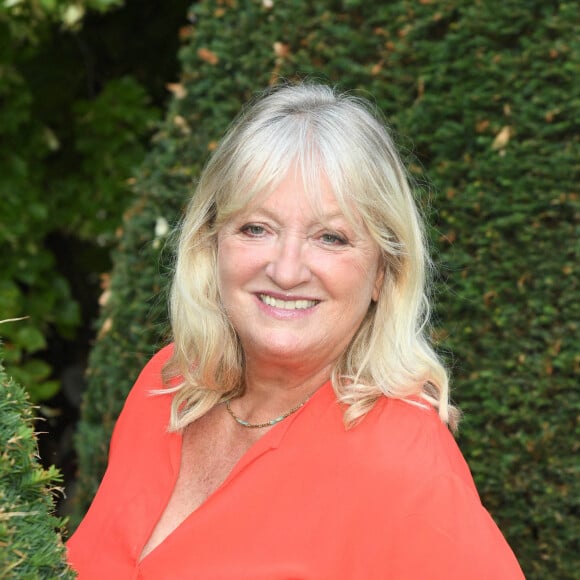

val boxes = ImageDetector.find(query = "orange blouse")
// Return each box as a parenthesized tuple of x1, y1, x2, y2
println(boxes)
(67, 345, 524, 579)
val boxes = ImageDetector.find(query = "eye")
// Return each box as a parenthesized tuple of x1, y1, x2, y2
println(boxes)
(240, 224, 266, 237)
(320, 232, 348, 245)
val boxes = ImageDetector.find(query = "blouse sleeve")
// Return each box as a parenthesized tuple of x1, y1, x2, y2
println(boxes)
(388, 472, 525, 579)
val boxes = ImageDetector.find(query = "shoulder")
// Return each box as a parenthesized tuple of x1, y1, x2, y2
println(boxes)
(109, 344, 175, 448)
(129, 343, 175, 394)
(116, 343, 176, 411)
(351, 399, 524, 577)
(342, 395, 477, 497)
(360, 396, 466, 469)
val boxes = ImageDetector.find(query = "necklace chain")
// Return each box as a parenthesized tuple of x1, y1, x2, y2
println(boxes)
(225, 390, 316, 429)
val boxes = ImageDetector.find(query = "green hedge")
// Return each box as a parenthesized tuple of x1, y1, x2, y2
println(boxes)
(72, 1, 579, 578)
(0, 349, 74, 578)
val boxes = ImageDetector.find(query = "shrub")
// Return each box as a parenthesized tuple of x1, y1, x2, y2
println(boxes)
(0, 1, 162, 401)
(0, 347, 74, 578)
(73, 1, 579, 577)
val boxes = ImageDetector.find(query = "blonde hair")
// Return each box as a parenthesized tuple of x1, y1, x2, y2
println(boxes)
(163, 83, 460, 432)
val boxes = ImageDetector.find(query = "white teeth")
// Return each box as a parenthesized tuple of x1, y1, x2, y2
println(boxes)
(260, 295, 317, 310)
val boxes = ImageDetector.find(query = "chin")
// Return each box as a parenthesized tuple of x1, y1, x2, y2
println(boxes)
(247, 336, 311, 362)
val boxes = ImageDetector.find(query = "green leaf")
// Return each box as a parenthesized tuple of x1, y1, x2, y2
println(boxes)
(14, 325, 46, 353)
(27, 379, 60, 402)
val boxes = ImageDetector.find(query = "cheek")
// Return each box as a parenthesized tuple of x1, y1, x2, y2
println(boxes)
(217, 240, 263, 294)
(216, 241, 237, 300)
(340, 262, 382, 315)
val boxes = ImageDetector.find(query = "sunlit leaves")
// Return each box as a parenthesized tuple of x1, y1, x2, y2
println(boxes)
(0, 1, 160, 402)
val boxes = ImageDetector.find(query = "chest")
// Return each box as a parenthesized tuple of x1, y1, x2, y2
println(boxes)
(175, 419, 262, 510)
(73, 393, 438, 578)
(135, 421, 401, 578)
(140, 412, 266, 559)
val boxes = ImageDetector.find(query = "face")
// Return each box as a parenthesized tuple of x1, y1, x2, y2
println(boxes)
(216, 171, 384, 374)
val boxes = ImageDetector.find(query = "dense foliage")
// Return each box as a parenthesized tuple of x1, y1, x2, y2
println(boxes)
(0, 348, 74, 578)
(0, 0, 184, 401)
(72, 1, 579, 578)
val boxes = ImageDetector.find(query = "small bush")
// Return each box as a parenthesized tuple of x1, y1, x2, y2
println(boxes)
(0, 349, 74, 578)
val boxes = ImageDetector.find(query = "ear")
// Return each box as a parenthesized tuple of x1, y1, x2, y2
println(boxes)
(371, 261, 385, 302)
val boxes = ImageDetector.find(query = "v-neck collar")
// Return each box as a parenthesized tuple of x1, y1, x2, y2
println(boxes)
(139, 379, 335, 567)
(219, 379, 334, 485)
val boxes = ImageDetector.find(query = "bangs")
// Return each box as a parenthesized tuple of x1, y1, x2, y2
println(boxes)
(213, 114, 364, 230)
(211, 114, 307, 227)
(209, 92, 406, 265)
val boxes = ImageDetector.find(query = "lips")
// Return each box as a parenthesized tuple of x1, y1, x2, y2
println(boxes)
(259, 294, 319, 310)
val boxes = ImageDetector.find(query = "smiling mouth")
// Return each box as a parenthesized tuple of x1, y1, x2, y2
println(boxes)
(259, 294, 319, 310)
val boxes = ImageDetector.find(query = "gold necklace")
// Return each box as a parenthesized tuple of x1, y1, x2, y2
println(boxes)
(225, 390, 317, 429)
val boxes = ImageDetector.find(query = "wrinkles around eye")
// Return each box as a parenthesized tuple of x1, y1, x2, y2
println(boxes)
(320, 233, 348, 245)
(240, 224, 266, 237)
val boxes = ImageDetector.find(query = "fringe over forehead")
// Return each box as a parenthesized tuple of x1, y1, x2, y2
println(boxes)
(202, 85, 412, 258)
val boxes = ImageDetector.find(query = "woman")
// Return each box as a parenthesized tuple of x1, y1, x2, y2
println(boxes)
(67, 84, 524, 578)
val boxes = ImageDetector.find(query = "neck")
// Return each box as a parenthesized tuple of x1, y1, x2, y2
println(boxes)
(236, 361, 333, 418)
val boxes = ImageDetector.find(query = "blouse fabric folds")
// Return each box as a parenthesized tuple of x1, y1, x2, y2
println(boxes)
(67, 345, 524, 579)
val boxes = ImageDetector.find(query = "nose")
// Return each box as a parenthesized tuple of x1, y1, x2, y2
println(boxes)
(264, 234, 312, 289)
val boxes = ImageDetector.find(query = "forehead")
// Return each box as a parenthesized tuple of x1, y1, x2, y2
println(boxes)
(237, 169, 365, 229)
